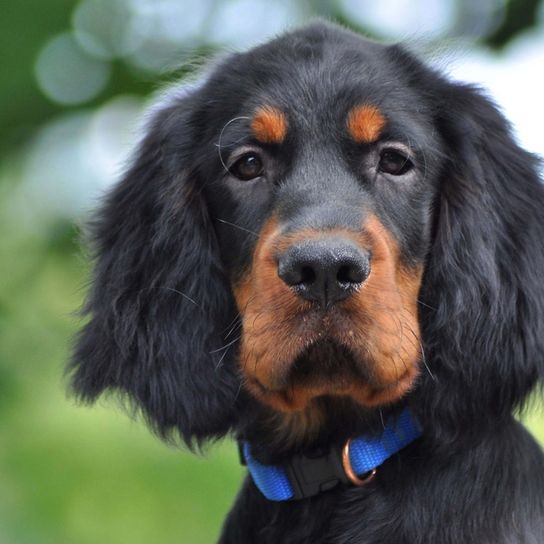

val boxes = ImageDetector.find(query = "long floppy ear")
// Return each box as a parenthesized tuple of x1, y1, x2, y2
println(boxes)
(417, 80, 544, 437)
(68, 88, 240, 447)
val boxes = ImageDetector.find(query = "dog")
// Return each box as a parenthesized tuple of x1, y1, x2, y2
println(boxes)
(69, 21, 544, 543)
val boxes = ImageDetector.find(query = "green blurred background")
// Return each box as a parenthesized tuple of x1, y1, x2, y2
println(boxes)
(1, 1, 543, 542)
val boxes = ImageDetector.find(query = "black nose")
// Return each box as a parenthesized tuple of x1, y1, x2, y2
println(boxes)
(277, 239, 370, 307)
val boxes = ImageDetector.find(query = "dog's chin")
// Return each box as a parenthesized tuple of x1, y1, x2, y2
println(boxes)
(246, 339, 419, 413)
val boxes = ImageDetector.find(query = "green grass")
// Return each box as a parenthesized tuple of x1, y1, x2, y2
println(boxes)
(0, 221, 542, 544)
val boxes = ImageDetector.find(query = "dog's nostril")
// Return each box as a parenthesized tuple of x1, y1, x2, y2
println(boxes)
(300, 266, 316, 285)
(337, 265, 353, 285)
(337, 262, 367, 285)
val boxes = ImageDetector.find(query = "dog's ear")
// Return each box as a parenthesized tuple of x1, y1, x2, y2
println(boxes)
(68, 88, 240, 447)
(418, 80, 544, 435)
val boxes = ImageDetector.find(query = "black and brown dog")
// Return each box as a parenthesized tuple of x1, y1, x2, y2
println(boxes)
(69, 21, 544, 543)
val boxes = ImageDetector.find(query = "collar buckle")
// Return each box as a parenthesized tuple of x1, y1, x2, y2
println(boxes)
(283, 445, 350, 500)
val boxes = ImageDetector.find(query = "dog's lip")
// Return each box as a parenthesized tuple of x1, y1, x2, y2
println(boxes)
(247, 366, 415, 413)
(253, 337, 380, 388)
(259, 367, 412, 396)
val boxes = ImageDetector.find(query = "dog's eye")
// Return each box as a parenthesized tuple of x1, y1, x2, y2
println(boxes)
(378, 149, 413, 176)
(230, 153, 264, 181)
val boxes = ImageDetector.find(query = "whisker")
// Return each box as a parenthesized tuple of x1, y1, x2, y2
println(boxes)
(225, 319, 243, 340)
(233, 380, 245, 402)
(209, 335, 241, 354)
(215, 218, 259, 237)
(223, 312, 242, 333)
(417, 299, 437, 311)
(161, 287, 200, 308)
(216, 116, 251, 174)
(405, 325, 436, 382)
(215, 344, 233, 371)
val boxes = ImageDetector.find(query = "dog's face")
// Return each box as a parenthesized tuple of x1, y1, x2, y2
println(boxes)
(70, 22, 544, 448)
(200, 42, 442, 413)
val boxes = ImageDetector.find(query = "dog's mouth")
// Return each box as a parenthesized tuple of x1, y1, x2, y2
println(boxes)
(245, 337, 418, 413)
(290, 340, 361, 384)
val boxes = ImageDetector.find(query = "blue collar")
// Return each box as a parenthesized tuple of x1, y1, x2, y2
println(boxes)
(241, 407, 421, 501)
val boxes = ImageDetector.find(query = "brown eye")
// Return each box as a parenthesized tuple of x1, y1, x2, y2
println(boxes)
(378, 149, 413, 176)
(230, 153, 264, 181)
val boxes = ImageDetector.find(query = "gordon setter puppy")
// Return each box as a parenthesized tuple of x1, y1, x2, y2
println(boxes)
(69, 21, 544, 543)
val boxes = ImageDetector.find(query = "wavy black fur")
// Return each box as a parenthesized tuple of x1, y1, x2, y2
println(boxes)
(69, 21, 544, 543)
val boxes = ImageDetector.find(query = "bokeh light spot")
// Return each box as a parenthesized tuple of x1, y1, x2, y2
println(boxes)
(12, 97, 143, 231)
(340, 0, 455, 40)
(73, 0, 146, 60)
(208, 0, 304, 49)
(35, 32, 111, 105)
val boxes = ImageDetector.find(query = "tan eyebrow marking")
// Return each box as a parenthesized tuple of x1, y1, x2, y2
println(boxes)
(251, 106, 288, 144)
(346, 104, 386, 143)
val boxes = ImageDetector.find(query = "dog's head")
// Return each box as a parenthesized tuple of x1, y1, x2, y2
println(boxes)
(69, 22, 544, 448)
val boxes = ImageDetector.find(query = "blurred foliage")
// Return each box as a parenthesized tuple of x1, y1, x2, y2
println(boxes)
(486, 0, 542, 48)
(0, 216, 244, 543)
(1, 1, 74, 152)
(1, 1, 543, 543)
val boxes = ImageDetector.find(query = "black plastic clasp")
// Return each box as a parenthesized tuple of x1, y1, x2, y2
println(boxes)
(284, 445, 349, 500)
